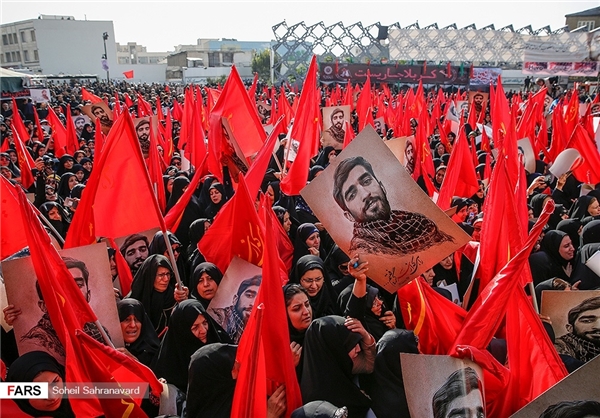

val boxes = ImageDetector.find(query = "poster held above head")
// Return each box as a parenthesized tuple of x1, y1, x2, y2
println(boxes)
(301, 126, 470, 292)
(2, 243, 124, 365)
(385, 136, 415, 176)
(132, 116, 157, 159)
(82, 101, 114, 136)
(207, 256, 262, 344)
(401, 353, 485, 418)
(321, 105, 350, 150)
(517, 137, 536, 174)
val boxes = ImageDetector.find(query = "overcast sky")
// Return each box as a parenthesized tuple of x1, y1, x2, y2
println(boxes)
(1, 1, 598, 52)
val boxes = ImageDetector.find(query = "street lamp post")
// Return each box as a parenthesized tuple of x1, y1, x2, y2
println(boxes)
(102, 32, 110, 82)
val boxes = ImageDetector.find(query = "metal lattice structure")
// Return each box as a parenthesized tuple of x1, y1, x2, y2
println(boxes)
(271, 20, 586, 83)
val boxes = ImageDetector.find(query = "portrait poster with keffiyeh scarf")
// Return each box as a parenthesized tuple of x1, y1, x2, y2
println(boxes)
(301, 126, 469, 292)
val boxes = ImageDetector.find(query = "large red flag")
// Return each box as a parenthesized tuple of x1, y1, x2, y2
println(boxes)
(107, 238, 135, 296)
(46, 106, 68, 158)
(280, 55, 320, 196)
(276, 87, 294, 134)
(11, 125, 36, 189)
(136, 93, 153, 118)
(0, 177, 28, 259)
(65, 112, 164, 248)
(81, 87, 103, 103)
(11, 98, 30, 143)
(164, 156, 206, 232)
(566, 124, 600, 184)
(147, 122, 167, 214)
(199, 175, 264, 272)
(208, 66, 266, 182)
(437, 127, 479, 209)
(75, 331, 163, 417)
(248, 72, 259, 101)
(171, 99, 183, 122)
(17, 186, 103, 417)
(33, 106, 46, 142)
(65, 105, 80, 155)
(356, 71, 372, 131)
(397, 277, 466, 355)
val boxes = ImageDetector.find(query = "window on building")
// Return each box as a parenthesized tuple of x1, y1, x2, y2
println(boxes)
(30, 30, 36, 42)
(577, 20, 596, 30)
(12, 33, 18, 44)
(0, 54, 3, 64)
(208, 52, 220, 67)
(8, 34, 13, 44)
(34, 50, 38, 61)
(24, 50, 29, 62)
(15, 51, 21, 62)
(138, 56, 148, 64)
(118, 57, 129, 64)
(5, 52, 11, 62)
(222, 52, 234, 64)
(21, 31, 26, 42)
(2, 35, 8, 45)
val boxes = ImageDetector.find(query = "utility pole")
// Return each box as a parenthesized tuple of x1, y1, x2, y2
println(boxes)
(102, 32, 110, 82)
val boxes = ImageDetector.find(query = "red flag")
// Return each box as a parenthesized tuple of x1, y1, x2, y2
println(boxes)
(164, 157, 206, 232)
(65, 105, 80, 155)
(17, 186, 103, 417)
(33, 106, 46, 142)
(356, 71, 372, 131)
(280, 56, 320, 196)
(93, 116, 106, 160)
(124, 93, 135, 110)
(136, 93, 153, 118)
(342, 120, 355, 149)
(177, 87, 194, 158)
(398, 277, 466, 355)
(113, 92, 122, 118)
(566, 124, 600, 184)
(107, 238, 134, 296)
(81, 87, 103, 103)
(231, 305, 267, 418)
(46, 106, 68, 158)
(0, 177, 28, 258)
(147, 123, 167, 214)
(11, 98, 30, 143)
(244, 116, 284, 201)
(208, 66, 266, 182)
(75, 330, 162, 417)
(199, 176, 264, 272)
(437, 127, 479, 209)
(276, 87, 294, 133)
(123, 70, 134, 79)
(11, 125, 36, 189)
(65, 112, 164, 248)
(248, 72, 259, 100)
(266, 202, 294, 275)
(171, 99, 183, 122)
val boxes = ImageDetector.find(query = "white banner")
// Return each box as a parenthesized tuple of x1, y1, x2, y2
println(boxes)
(29, 88, 51, 103)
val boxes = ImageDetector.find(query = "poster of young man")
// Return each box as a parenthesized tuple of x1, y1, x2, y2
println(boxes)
(510, 356, 600, 418)
(301, 126, 470, 292)
(132, 116, 158, 159)
(256, 100, 271, 125)
(82, 101, 114, 135)
(468, 91, 489, 115)
(540, 290, 600, 364)
(207, 256, 262, 344)
(385, 136, 416, 176)
(2, 243, 124, 365)
(401, 353, 486, 418)
(321, 105, 350, 150)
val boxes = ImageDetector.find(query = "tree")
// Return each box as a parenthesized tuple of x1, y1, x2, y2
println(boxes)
(252, 49, 271, 83)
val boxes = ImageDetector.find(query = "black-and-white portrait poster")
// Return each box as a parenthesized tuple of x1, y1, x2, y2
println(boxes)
(301, 126, 470, 292)
(510, 356, 600, 418)
(207, 256, 262, 344)
(385, 136, 415, 176)
(2, 243, 123, 365)
(401, 353, 486, 418)
(321, 105, 350, 150)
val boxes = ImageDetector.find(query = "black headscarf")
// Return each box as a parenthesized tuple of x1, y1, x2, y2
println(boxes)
(166, 176, 190, 212)
(56, 172, 76, 199)
(187, 218, 210, 268)
(293, 223, 324, 265)
(308, 165, 325, 182)
(530, 193, 551, 218)
(291, 255, 339, 319)
(291, 401, 346, 418)
(6, 351, 75, 417)
(315, 146, 337, 168)
(556, 218, 582, 253)
(570, 196, 597, 220)
(337, 283, 388, 341)
(39, 201, 70, 239)
(267, 180, 281, 205)
(301, 316, 371, 418)
(548, 204, 569, 230)
(581, 220, 600, 246)
(363, 329, 419, 418)
(154, 299, 229, 392)
(186, 343, 237, 418)
(128, 255, 176, 335)
(189, 262, 223, 308)
(56, 154, 74, 176)
(198, 175, 217, 209)
(205, 182, 227, 220)
(529, 230, 572, 285)
(149, 230, 187, 285)
(117, 298, 160, 368)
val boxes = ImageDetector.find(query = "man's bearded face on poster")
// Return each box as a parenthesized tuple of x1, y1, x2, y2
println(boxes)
(340, 164, 392, 223)
(331, 110, 344, 130)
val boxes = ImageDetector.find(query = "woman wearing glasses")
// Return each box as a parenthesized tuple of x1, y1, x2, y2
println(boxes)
(291, 255, 340, 320)
(128, 254, 189, 337)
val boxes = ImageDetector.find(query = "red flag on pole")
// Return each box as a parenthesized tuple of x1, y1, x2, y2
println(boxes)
(81, 87, 103, 103)
(123, 70, 134, 79)
(46, 106, 68, 158)
(0, 177, 28, 259)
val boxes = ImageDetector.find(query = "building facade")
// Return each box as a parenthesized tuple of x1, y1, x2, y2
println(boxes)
(565, 6, 600, 31)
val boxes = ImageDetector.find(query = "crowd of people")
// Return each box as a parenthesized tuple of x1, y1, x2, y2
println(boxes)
(1, 73, 600, 418)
